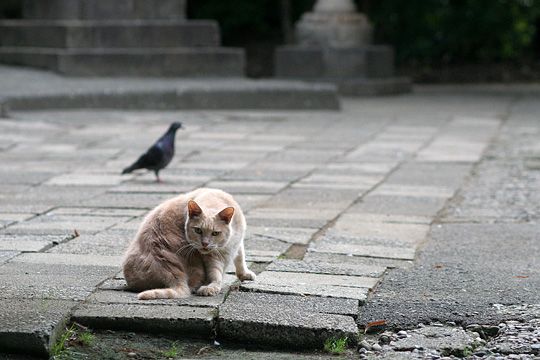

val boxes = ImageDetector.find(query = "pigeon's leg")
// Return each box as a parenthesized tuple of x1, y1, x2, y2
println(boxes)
(154, 170, 162, 183)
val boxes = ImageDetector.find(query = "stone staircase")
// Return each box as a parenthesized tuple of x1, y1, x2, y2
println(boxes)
(0, 0, 245, 76)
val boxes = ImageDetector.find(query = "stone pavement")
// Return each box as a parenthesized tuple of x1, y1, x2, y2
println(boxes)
(0, 90, 538, 358)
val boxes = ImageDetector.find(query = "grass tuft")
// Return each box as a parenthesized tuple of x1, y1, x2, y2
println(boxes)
(162, 341, 182, 358)
(78, 331, 95, 347)
(324, 336, 348, 355)
(51, 324, 76, 357)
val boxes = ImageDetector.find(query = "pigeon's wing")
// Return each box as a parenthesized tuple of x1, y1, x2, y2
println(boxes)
(122, 145, 164, 173)
(136, 145, 164, 169)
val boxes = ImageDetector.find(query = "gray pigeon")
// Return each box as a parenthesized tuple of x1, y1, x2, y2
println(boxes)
(121, 122, 182, 182)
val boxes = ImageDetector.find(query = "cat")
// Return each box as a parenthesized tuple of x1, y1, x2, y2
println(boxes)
(122, 187, 256, 300)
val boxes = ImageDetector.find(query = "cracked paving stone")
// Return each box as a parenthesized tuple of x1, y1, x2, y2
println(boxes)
(219, 291, 358, 349)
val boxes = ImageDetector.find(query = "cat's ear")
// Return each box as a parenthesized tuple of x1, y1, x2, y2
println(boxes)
(217, 207, 234, 224)
(187, 200, 203, 218)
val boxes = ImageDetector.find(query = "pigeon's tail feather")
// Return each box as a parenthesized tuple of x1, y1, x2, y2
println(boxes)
(122, 163, 139, 174)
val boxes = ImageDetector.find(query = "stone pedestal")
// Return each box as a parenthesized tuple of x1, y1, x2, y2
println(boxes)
(0, 0, 245, 76)
(275, 0, 410, 95)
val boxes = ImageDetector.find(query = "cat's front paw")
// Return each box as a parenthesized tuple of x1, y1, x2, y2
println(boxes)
(237, 269, 256, 282)
(196, 283, 221, 296)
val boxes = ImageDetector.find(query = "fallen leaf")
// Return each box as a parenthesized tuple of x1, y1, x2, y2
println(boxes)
(514, 275, 529, 279)
(365, 320, 387, 333)
(433, 264, 444, 269)
(73, 229, 80, 238)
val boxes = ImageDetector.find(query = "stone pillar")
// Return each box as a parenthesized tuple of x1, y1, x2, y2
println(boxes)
(275, 0, 411, 95)
(296, 0, 372, 48)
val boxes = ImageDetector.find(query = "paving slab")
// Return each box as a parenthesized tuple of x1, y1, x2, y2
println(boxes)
(46, 232, 132, 256)
(335, 213, 433, 225)
(310, 243, 416, 261)
(87, 289, 226, 308)
(262, 188, 359, 210)
(219, 291, 358, 349)
(0, 234, 62, 252)
(3, 214, 131, 235)
(0, 250, 19, 265)
(370, 184, 455, 198)
(241, 270, 377, 301)
(82, 192, 175, 208)
(331, 220, 430, 245)
(0, 298, 76, 357)
(384, 162, 472, 188)
(205, 180, 288, 195)
(266, 259, 386, 278)
(348, 195, 448, 217)
(45, 173, 127, 186)
(0, 213, 34, 228)
(48, 207, 146, 217)
(247, 226, 317, 245)
(244, 237, 290, 256)
(241, 282, 370, 302)
(12, 252, 122, 267)
(72, 303, 215, 337)
(303, 251, 415, 270)
(0, 261, 118, 301)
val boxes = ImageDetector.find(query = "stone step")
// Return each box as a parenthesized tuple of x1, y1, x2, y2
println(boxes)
(0, 47, 245, 76)
(23, 0, 186, 20)
(0, 20, 220, 48)
(275, 45, 395, 79)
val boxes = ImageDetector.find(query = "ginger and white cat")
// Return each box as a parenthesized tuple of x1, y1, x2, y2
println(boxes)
(123, 188, 255, 299)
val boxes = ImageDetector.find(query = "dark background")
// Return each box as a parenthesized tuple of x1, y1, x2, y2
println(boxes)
(2, 0, 540, 81)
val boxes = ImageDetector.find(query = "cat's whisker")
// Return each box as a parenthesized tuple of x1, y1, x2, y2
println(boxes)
(175, 242, 195, 255)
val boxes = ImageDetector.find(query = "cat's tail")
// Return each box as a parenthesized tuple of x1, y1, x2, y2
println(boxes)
(138, 286, 189, 300)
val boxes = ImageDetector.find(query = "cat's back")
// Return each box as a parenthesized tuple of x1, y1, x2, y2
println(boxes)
(188, 188, 241, 211)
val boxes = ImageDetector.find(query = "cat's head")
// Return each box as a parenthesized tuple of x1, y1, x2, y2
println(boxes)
(184, 199, 234, 254)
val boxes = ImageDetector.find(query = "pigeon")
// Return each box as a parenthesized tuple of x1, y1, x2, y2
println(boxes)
(121, 122, 183, 182)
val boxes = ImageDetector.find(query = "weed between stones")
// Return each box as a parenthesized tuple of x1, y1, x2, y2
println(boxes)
(324, 336, 348, 354)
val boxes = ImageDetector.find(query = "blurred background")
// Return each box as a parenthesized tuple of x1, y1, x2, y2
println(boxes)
(2, 0, 540, 81)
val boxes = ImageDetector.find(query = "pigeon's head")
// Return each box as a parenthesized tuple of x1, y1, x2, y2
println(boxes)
(169, 122, 183, 132)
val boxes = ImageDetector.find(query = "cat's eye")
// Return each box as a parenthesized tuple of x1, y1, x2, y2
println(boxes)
(193, 227, 202, 234)
(211, 231, 221, 236)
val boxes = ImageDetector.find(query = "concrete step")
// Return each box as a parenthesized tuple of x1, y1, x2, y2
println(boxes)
(23, 0, 186, 20)
(275, 45, 395, 79)
(0, 64, 340, 111)
(0, 20, 220, 48)
(0, 47, 245, 77)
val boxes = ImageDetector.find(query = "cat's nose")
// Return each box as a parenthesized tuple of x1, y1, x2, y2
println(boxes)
(201, 240, 209, 248)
